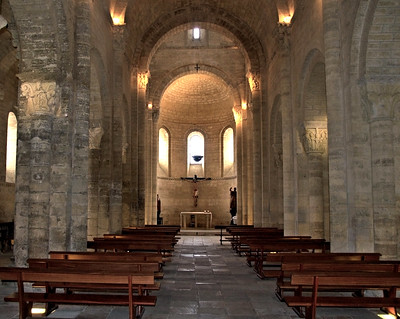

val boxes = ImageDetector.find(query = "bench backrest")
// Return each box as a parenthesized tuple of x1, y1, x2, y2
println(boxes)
(49, 251, 163, 263)
(0, 267, 155, 285)
(28, 258, 160, 273)
(282, 262, 399, 273)
(291, 272, 400, 288)
(265, 252, 381, 262)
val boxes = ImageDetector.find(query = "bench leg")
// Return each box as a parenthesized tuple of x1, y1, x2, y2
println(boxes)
(19, 301, 32, 319)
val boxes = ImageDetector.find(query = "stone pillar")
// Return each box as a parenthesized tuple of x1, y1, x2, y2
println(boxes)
(241, 106, 249, 224)
(136, 71, 149, 226)
(14, 80, 60, 265)
(233, 105, 243, 224)
(365, 81, 399, 259)
(145, 104, 158, 225)
(323, 0, 349, 251)
(88, 147, 101, 240)
(302, 125, 328, 238)
(88, 127, 104, 238)
(109, 24, 126, 233)
(273, 22, 295, 235)
(248, 72, 262, 226)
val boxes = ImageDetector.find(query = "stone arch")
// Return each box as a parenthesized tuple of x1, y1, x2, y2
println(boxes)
(127, 5, 266, 74)
(149, 65, 241, 110)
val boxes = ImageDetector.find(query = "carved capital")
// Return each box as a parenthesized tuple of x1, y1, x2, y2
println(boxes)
(138, 71, 150, 89)
(273, 23, 291, 53)
(362, 81, 400, 122)
(20, 81, 60, 116)
(246, 72, 260, 92)
(302, 127, 327, 154)
(89, 126, 104, 150)
(152, 108, 160, 121)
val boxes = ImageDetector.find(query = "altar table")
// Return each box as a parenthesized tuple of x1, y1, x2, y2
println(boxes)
(180, 211, 212, 229)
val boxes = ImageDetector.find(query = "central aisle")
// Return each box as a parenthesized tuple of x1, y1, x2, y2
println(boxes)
(144, 236, 382, 319)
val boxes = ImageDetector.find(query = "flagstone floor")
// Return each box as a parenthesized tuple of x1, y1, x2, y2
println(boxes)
(0, 235, 390, 319)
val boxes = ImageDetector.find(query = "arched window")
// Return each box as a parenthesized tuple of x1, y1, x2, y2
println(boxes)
(158, 127, 169, 176)
(187, 131, 204, 177)
(6, 112, 17, 183)
(223, 127, 234, 176)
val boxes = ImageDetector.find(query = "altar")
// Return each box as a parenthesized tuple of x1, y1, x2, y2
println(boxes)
(180, 211, 212, 229)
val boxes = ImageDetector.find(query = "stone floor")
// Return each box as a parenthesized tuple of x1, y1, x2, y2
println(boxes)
(0, 235, 393, 319)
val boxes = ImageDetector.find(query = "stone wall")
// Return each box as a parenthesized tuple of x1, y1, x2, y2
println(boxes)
(0, 182, 15, 222)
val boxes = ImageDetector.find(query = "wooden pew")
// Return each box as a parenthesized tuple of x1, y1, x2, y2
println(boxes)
(0, 267, 156, 319)
(122, 226, 180, 236)
(284, 271, 400, 319)
(259, 252, 382, 280)
(277, 260, 399, 300)
(245, 239, 330, 277)
(49, 250, 168, 266)
(102, 234, 179, 245)
(28, 258, 164, 280)
(87, 239, 174, 256)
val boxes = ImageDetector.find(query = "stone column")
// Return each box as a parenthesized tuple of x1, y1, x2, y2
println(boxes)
(136, 71, 149, 226)
(109, 24, 126, 233)
(68, 0, 90, 251)
(14, 80, 60, 265)
(88, 127, 103, 238)
(248, 72, 262, 226)
(273, 22, 295, 235)
(365, 81, 399, 259)
(145, 104, 158, 225)
(233, 105, 243, 224)
(323, 0, 349, 251)
(302, 125, 328, 238)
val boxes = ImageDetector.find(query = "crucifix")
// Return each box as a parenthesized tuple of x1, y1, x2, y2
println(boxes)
(194, 63, 200, 72)
(181, 175, 211, 207)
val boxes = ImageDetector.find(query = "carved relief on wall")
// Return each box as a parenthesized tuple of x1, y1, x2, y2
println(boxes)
(273, 23, 291, 52)
(138, 71, 150, 89)
(246, 72, 260, 92)
(362, 81, 400, 122)
(20, 81, 60, 116)
(302, 127, 328, 154)
(89, 126, 104, 150)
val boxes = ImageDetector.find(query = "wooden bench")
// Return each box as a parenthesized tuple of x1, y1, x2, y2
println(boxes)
(87, 239, 174, 256)
(245, 239, 330, 277)
(102, 234, 180, 245)
(0, 267, 156, 319)
(277, 260, 399, 300)
(28, 258, 164, 280)
(122, 227, 180, 236)
(284, 271, 400, 319)
(259, 252, 382, 279)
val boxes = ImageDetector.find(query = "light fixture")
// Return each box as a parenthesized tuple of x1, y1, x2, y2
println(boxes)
(147, 103, 153, 109)
(241, 102, 247, 110)
(282, 15, 292, 24)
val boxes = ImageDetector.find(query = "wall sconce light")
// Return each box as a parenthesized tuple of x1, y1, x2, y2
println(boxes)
(111, 13, 125, 26)
(282, 15, 292, 25)
(147, 103, 153, 109)
(241, 102, 247, 110)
